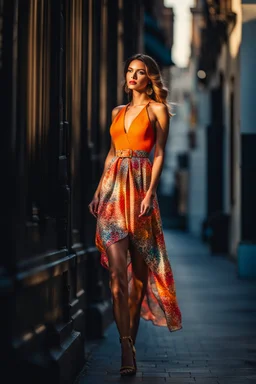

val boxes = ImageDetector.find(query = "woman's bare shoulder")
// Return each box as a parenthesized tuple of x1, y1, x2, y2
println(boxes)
(149, 101, 169, 117)
(149, 101, 168, 111)
(112, 104, 126, 121)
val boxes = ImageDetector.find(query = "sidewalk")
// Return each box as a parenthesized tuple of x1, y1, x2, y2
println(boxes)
(75, 230, 256, 384)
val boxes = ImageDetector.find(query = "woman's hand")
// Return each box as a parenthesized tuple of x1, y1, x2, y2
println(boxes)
(139, 193, 154, 217)
(88, 195, 99, 218)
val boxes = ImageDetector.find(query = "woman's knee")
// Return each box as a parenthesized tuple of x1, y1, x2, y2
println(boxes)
(109, 270, 127, 301)
(130, 279, 147, 305)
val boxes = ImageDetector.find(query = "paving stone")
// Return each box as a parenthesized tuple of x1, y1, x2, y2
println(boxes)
(138, 367, 167, 373)
(192, 381, 219, 384)
(75, 230, 256, 384)
(142, 372, 169, 377)
(166, 368, 211, 373)
(217, 379, 254, 384)
(165, 380, 196, 384)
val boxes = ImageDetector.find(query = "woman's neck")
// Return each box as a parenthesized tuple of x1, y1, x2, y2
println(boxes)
(130, 92, 151, 107)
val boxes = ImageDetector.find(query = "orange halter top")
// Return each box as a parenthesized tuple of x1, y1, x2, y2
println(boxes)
(110, 103, 155, 153)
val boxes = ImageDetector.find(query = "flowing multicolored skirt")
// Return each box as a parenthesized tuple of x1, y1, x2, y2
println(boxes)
(95, 149, 182, 332)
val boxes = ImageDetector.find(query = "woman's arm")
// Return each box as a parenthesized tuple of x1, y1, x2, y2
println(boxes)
(93, 139, 115, 200)
(139, 103, 169, 217)
(93, 106, 124, 198)
(148, 103, 169, 196)
(88, 106, 123, 217)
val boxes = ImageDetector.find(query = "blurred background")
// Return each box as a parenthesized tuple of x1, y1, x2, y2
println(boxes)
(1, 0, 256, 382)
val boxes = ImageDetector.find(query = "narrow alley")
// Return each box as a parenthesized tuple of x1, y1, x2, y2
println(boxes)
(76, 230, 256, 384)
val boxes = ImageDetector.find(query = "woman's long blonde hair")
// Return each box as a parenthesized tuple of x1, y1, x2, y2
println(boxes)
(123, 53, 173, 117)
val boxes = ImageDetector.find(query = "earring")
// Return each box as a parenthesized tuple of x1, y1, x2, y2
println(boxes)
(146, 83, 153, 96)
(124, 83, 130, 94)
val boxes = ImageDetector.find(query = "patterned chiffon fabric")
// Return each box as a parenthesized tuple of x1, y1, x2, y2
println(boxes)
(95, 103, 182, 332)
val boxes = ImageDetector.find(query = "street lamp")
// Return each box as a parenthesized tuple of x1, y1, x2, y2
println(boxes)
(197, 69, 207, 79)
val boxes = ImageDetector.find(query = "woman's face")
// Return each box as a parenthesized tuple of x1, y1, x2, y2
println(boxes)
(126, 60, 149, 93)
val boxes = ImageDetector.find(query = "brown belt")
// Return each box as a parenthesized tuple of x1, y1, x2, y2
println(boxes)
(115, 149, 149, 158)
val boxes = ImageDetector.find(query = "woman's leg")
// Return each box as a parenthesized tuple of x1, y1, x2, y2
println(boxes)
(107, 236, 134, 372)
(129, 246, 148, 344)
(107, 236, 130, 336)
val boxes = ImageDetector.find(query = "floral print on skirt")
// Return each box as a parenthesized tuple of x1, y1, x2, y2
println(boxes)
(95, 152, 182, 332)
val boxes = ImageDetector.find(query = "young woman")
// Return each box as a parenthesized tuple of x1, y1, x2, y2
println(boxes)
(88, 53, 182, 376)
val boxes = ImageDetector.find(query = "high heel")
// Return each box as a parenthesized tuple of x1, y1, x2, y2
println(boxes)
(132, 343, 137, 371)
(119, 336, 137, 376)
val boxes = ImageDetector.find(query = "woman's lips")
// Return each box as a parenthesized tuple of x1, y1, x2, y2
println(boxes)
(129, 81, 137, 84)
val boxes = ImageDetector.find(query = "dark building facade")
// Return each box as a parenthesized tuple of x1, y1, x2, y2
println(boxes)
(188, 0, 256, 276)
(0, 0, 173, 382)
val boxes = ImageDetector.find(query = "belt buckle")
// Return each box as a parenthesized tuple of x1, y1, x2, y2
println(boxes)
(128, 149, 133, 158)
